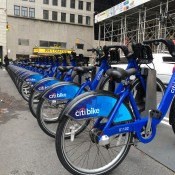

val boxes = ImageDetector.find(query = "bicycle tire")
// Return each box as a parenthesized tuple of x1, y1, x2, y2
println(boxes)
(172, 120, 175, 134)
(20, 81, 31, 101)
(28, 90, 40, 118)
(36, 97, 69, 138)
(55, 105, 134, 175)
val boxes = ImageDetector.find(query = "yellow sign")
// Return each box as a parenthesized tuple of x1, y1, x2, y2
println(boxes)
(33, 48, 73, 54)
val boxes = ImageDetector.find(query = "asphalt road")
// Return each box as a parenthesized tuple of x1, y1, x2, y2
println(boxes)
(0, 68, 174, 175)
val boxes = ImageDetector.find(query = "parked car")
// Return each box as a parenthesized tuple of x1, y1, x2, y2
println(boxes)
(111, 53, 174, 85)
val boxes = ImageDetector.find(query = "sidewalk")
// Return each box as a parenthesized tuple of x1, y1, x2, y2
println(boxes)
(0, 68, 174, 175)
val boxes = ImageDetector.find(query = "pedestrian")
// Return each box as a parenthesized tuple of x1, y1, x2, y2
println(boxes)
(4, 55, 9, 68)
(0, 57, 2, 69)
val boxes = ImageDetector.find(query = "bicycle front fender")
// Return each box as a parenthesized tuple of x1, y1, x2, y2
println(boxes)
(25, 74, 44, 84)
(61, 90, 132, 123)
(33, 78, 59, 92)
(42, 82, 83, 101)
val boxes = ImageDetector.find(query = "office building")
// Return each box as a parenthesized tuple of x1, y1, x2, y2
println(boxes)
(0, 0, 94, 59)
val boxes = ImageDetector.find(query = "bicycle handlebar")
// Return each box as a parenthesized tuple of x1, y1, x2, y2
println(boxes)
(87, 48, 100, 54)
(103, 45, 129, 57)
(143, 39, 175, 57)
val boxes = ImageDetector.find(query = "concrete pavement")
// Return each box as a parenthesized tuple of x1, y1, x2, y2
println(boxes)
(0, 68, 174, 175)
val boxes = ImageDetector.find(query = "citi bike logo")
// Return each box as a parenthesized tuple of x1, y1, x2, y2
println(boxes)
(171, 82, 175, 93)
(38, 86, 48, 91)
(49, 92, 66, 99)
(26, 78, 35, 82)
(75, 107, 100, 117)
(96, 70, 104, 81)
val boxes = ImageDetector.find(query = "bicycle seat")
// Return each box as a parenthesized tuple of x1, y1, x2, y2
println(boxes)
(106, 68, 138, 82)
(74, 66, 95, 74)
(57, 66, 73, 72)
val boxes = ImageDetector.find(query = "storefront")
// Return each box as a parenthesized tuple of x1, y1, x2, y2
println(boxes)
(33, 47, 74, 56)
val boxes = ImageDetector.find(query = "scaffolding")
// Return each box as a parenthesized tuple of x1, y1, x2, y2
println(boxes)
(97, 0, 175, 52)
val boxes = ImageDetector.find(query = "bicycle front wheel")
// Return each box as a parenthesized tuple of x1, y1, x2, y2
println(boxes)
(20, 81, 31, 101)
(56, 116, 133, 175)
(36, 98, 69, 138)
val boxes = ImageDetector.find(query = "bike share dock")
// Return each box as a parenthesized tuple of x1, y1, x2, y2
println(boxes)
(0, 68, 174, 175)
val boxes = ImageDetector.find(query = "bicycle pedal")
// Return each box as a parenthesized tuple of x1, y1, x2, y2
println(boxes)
(150, 109, 162, 120)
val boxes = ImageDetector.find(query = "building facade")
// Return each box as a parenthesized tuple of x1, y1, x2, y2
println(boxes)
(0, 0, 94, 60)
(0, 0, 7, 60)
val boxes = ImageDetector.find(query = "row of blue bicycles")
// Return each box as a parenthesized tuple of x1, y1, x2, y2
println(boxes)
(7, 38, 175, 175)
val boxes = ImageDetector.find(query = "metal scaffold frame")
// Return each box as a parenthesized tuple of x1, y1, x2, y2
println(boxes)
(98, 0, 175, 52)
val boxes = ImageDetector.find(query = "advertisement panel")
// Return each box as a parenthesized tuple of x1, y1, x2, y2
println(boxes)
(95, 0, 151, 23)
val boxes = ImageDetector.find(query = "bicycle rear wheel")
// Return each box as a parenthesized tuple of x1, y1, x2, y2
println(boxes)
(56, 115, 133, 175)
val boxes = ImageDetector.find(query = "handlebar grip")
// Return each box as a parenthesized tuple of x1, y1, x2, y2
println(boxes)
(105, 45, 130, 57)
(87, 49, 96, 52)
(87, 48, 100, 56)
(143, 39, 167, 45)
(143, 38, 175, 57)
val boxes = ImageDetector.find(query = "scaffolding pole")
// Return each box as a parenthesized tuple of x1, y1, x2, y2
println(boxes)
(97, 0, 175, 53)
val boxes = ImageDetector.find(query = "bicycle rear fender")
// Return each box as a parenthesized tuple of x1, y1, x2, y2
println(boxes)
(33, 77, 59, 92)
(42, 82, 83, 101)
(60, 90, 132, 123)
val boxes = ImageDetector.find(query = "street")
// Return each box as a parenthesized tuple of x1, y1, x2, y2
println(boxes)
(0, 68, 174, 175)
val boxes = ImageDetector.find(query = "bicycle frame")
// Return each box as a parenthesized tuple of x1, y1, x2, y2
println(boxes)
(96, 66, 175, 144)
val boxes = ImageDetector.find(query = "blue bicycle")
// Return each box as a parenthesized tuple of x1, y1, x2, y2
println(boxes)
(55, 38, 172, 175)
(36, 44, 165, 138)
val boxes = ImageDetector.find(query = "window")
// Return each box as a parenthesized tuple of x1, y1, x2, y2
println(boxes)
(76, 43, 84, 50)
(61, 13, 66, 22)
(29, 0, 35, 2)
(21, 7, 28, 17)
(78, 1, 83, 10)
(70, 0, 75, 8)
(86, 16, 90, 25)
(49, 41, 58, 47)
(52, 11, 57, 21)
(40, 40, 49, 47)
(18, 39, 29, 46)
(70, 14, 75, 23)
(78, 15, 83, 24)
(61, 0, 66, 7)
(86, 2, 91, 11)
(43, 0, 49, 4)
(52, 0, 58, 6)
(14, 5, 20, 16)
(29, 8, 35, 18)
(40, 40, 66, 48)
(43, 10, 49, 19)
